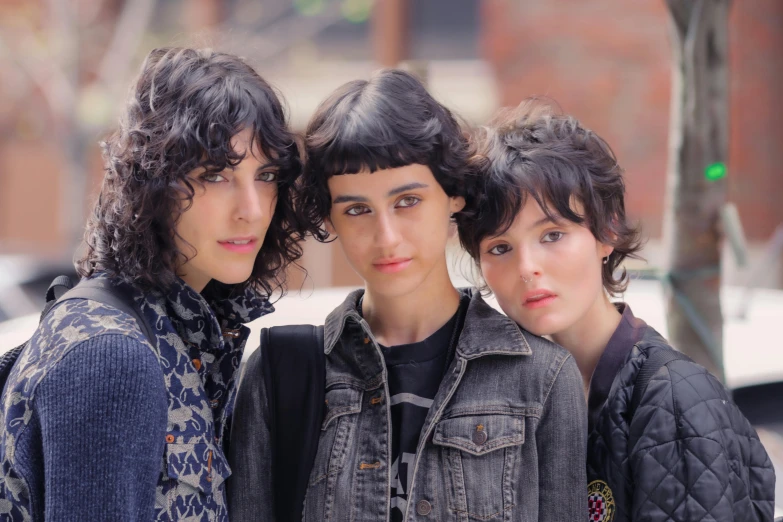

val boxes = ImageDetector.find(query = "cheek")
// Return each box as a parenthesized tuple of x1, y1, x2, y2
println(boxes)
(479, 257, 511, 296)
(262, 188, 278, 226)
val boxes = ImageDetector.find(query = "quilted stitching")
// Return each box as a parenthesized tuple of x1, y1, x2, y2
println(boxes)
(587, 330, 775, 522)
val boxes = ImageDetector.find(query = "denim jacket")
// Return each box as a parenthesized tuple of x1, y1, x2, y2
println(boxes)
(230, 288, 587, 522)
(0, 275, 271, 521)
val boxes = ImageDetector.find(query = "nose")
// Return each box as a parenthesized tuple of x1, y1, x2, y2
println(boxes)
(374, 211, 402, 251)
(233, 181, 266, 224)
(517, 245, 542, 282)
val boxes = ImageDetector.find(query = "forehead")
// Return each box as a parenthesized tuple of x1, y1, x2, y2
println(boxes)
(327, 164, 436, 196)
(229, 128, 276, 163)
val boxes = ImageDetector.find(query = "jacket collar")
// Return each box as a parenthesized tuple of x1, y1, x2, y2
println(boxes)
(323, 287, 533, 359)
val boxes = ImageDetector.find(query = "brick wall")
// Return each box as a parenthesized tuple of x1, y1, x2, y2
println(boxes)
(480, 0, 783, 240)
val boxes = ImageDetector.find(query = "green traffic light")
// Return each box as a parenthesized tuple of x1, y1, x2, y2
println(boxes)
(705, 162, 727, 181)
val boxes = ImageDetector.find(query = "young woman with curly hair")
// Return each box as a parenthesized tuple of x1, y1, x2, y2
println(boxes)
(460, 100, 775, 522)
(0, 47, 302, 521)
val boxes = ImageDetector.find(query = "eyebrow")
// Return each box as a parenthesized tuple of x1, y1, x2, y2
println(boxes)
(332, 182, 429, 205)
(387, 182, 429, 196)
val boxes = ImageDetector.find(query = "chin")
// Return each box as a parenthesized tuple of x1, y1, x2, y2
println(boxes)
(366, 274, 423, 299)
(213, 267, 255, 286)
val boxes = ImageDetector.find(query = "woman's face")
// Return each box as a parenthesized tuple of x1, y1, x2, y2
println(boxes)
(326, 164, 464, 299)
(478, 199, 613, 338)
(175, 128, 279, 292)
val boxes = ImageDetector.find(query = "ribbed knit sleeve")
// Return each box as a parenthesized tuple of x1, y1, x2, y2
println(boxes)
(33, 333, 168, 522)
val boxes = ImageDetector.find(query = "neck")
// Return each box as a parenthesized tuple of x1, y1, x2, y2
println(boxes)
(361, 262, 460, 347)
(551, 294, 622, 394)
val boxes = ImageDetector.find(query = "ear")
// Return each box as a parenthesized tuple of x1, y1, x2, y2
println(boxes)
(449, 196, 466, 214)
(324, 216, 336, 236)
(599, 242, 614, 260)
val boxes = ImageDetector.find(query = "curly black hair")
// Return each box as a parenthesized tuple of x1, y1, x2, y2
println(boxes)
(459, 99, 643, 296)
(298, 68, 473, 241)
(77, 47, 303, 296)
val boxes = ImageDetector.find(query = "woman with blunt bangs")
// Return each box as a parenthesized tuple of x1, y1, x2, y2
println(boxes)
(0, 47, 302, 521)
(229, 70, 587, 522)
(460, 99, 775, 522)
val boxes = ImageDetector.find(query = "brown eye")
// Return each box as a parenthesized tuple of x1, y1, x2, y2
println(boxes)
(346, 205, 370, 216)
(397, 196, 420, 208)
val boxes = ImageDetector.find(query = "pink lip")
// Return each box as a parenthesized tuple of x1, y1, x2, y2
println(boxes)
(372, 258, 412, 274)
(218, 237, 258, 254)
(523, 289, 557, 309)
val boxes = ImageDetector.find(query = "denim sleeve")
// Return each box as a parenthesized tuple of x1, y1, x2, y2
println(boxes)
(536, 352, 588, 521)
(35, 334, 167, 522)
(227, 347, 275, 522)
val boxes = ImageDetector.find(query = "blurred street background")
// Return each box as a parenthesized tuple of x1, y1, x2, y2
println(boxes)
(1, 0, 782, 294)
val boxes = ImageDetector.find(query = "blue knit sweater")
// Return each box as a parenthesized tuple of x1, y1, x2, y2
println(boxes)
(0, 276, 273, 521)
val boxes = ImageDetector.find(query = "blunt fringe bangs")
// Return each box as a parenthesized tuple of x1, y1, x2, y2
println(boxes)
(299, 68, 472, 240)
(77, 47, 304, 295)
(459, 99, 643, 296)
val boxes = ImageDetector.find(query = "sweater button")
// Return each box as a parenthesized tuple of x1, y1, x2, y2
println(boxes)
(192, 358, 202, 371)
(165, 434, 175, 443)
(416, 500, 432, 516)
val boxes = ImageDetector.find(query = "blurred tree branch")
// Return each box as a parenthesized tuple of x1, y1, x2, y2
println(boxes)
(0, 0, 156, 244)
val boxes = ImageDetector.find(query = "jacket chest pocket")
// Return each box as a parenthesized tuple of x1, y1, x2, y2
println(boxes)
(432, 414, 525, 521)
(162, 442, 231, 518)
(309, 386, 363, 486)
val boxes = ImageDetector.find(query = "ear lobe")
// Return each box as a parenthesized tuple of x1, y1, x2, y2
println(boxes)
(450, 196, 466, 214)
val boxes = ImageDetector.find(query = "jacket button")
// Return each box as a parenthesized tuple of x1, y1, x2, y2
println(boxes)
(192, 358, 202, 370)
(473, 423, 488, 445)
(416, 500, 432, 516)
(165, 434, 175, 443)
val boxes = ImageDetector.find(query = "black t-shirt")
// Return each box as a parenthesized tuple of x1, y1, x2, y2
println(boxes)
(380, 309, 460, 522)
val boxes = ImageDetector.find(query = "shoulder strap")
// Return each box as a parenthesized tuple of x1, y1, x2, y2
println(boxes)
(1, 277, 155, 397)
(630, 347, 692, 419)
(261, 324, 325, 522)
(57, 278, 156, 346)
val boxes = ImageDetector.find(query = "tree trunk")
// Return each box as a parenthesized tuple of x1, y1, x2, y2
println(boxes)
(662, 0, 730, 382)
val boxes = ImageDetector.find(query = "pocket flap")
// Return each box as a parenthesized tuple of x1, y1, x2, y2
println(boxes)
(165, 442, 232, 493)
(432, 414, 525, 456)
(322, 387, 363, 431)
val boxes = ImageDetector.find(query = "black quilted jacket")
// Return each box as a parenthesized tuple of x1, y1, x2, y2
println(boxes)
(586, 325, 775, 522)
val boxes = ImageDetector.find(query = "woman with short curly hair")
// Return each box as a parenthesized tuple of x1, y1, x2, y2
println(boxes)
(460, 99, 775, 522)
(0, 47, 302, 521)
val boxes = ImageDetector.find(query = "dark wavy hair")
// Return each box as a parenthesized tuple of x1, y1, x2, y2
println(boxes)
(459, 99, 643, 296)
(77, 47, 303, 296)
(299, 68, 473, 240)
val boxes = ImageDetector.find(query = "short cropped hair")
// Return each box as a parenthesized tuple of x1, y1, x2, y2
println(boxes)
(459, 99, 642, 296)
(299, 69, 472, 240)
(77, 47, 303, 295)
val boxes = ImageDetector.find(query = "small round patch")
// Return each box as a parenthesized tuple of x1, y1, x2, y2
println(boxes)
(587, 480, 615, 522)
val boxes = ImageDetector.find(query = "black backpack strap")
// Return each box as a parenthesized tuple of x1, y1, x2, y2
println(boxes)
(2, 276, 155, 397)
(261, 324, 325, 522)
(630, 347, 692, 419)
(57, 278, 156, 346)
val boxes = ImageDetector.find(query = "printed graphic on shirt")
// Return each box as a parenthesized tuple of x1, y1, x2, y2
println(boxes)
(588, 480, 615, 522)
(381, 312, 457, 522)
